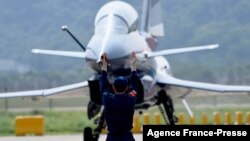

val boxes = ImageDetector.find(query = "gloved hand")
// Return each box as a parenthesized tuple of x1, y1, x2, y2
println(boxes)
(101, 53, 108, 71)
(130, 52, 137, 71)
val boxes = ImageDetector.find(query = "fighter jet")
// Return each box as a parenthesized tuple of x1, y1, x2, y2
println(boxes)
(1, 0, 250, 140)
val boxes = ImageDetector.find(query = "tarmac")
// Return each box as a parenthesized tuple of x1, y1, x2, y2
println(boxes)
(0, 134, 143, 141)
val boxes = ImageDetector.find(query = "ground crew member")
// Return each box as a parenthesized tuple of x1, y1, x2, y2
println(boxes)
(100, 52, 138, 141)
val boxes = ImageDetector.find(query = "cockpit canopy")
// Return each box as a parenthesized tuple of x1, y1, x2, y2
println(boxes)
(94, 1, 138, 34)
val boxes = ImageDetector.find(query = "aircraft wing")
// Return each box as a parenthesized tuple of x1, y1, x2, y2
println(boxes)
(156, 72, 250, 93)
(32, 49, 86, 58)
(144, 44, 219, 58)
(0, 81, 88, 98)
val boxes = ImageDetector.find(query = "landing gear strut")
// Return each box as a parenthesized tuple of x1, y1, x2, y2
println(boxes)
(83, 111, 106, 141)
(156, 90, 178, 125)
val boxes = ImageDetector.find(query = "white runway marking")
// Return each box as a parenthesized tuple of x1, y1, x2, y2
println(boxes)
(0, 134, 143, 141)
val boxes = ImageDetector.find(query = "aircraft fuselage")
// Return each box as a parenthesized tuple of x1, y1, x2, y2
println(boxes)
(83, 1, 175, 100)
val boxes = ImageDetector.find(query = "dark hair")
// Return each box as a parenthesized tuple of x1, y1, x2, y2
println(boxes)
(113, 76, 128, 92)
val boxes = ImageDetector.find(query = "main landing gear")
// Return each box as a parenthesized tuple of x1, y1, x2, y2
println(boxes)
(135, 89, 178, 125)
(155, 90, 178, 125)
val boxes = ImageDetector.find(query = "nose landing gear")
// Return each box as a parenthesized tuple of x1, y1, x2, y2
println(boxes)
(83, 111, 105, 141)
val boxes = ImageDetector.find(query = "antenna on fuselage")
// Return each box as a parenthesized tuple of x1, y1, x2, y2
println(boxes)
(61, 25, 86, 51)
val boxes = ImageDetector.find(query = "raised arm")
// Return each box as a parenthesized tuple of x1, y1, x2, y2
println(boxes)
(130, 52, 138, 92)
(99, 53, 109, 94)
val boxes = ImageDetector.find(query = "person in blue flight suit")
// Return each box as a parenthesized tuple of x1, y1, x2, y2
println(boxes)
(99, 52, 138, 141)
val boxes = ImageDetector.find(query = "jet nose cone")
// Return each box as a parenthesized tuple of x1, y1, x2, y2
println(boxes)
(87, 34, 132, 62)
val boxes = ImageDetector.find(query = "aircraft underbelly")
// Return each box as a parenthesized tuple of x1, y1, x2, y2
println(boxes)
(142, 84, 191, 100)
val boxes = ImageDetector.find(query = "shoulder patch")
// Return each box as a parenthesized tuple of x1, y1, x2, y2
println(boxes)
(129, 90, 137, 97)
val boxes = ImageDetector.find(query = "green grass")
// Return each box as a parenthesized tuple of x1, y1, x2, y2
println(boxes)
(0, 110, 95, 136)
(0, 107, 250, 136)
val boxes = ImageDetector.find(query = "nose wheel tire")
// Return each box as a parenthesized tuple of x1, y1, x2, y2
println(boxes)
(84, 127, 94, 141)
